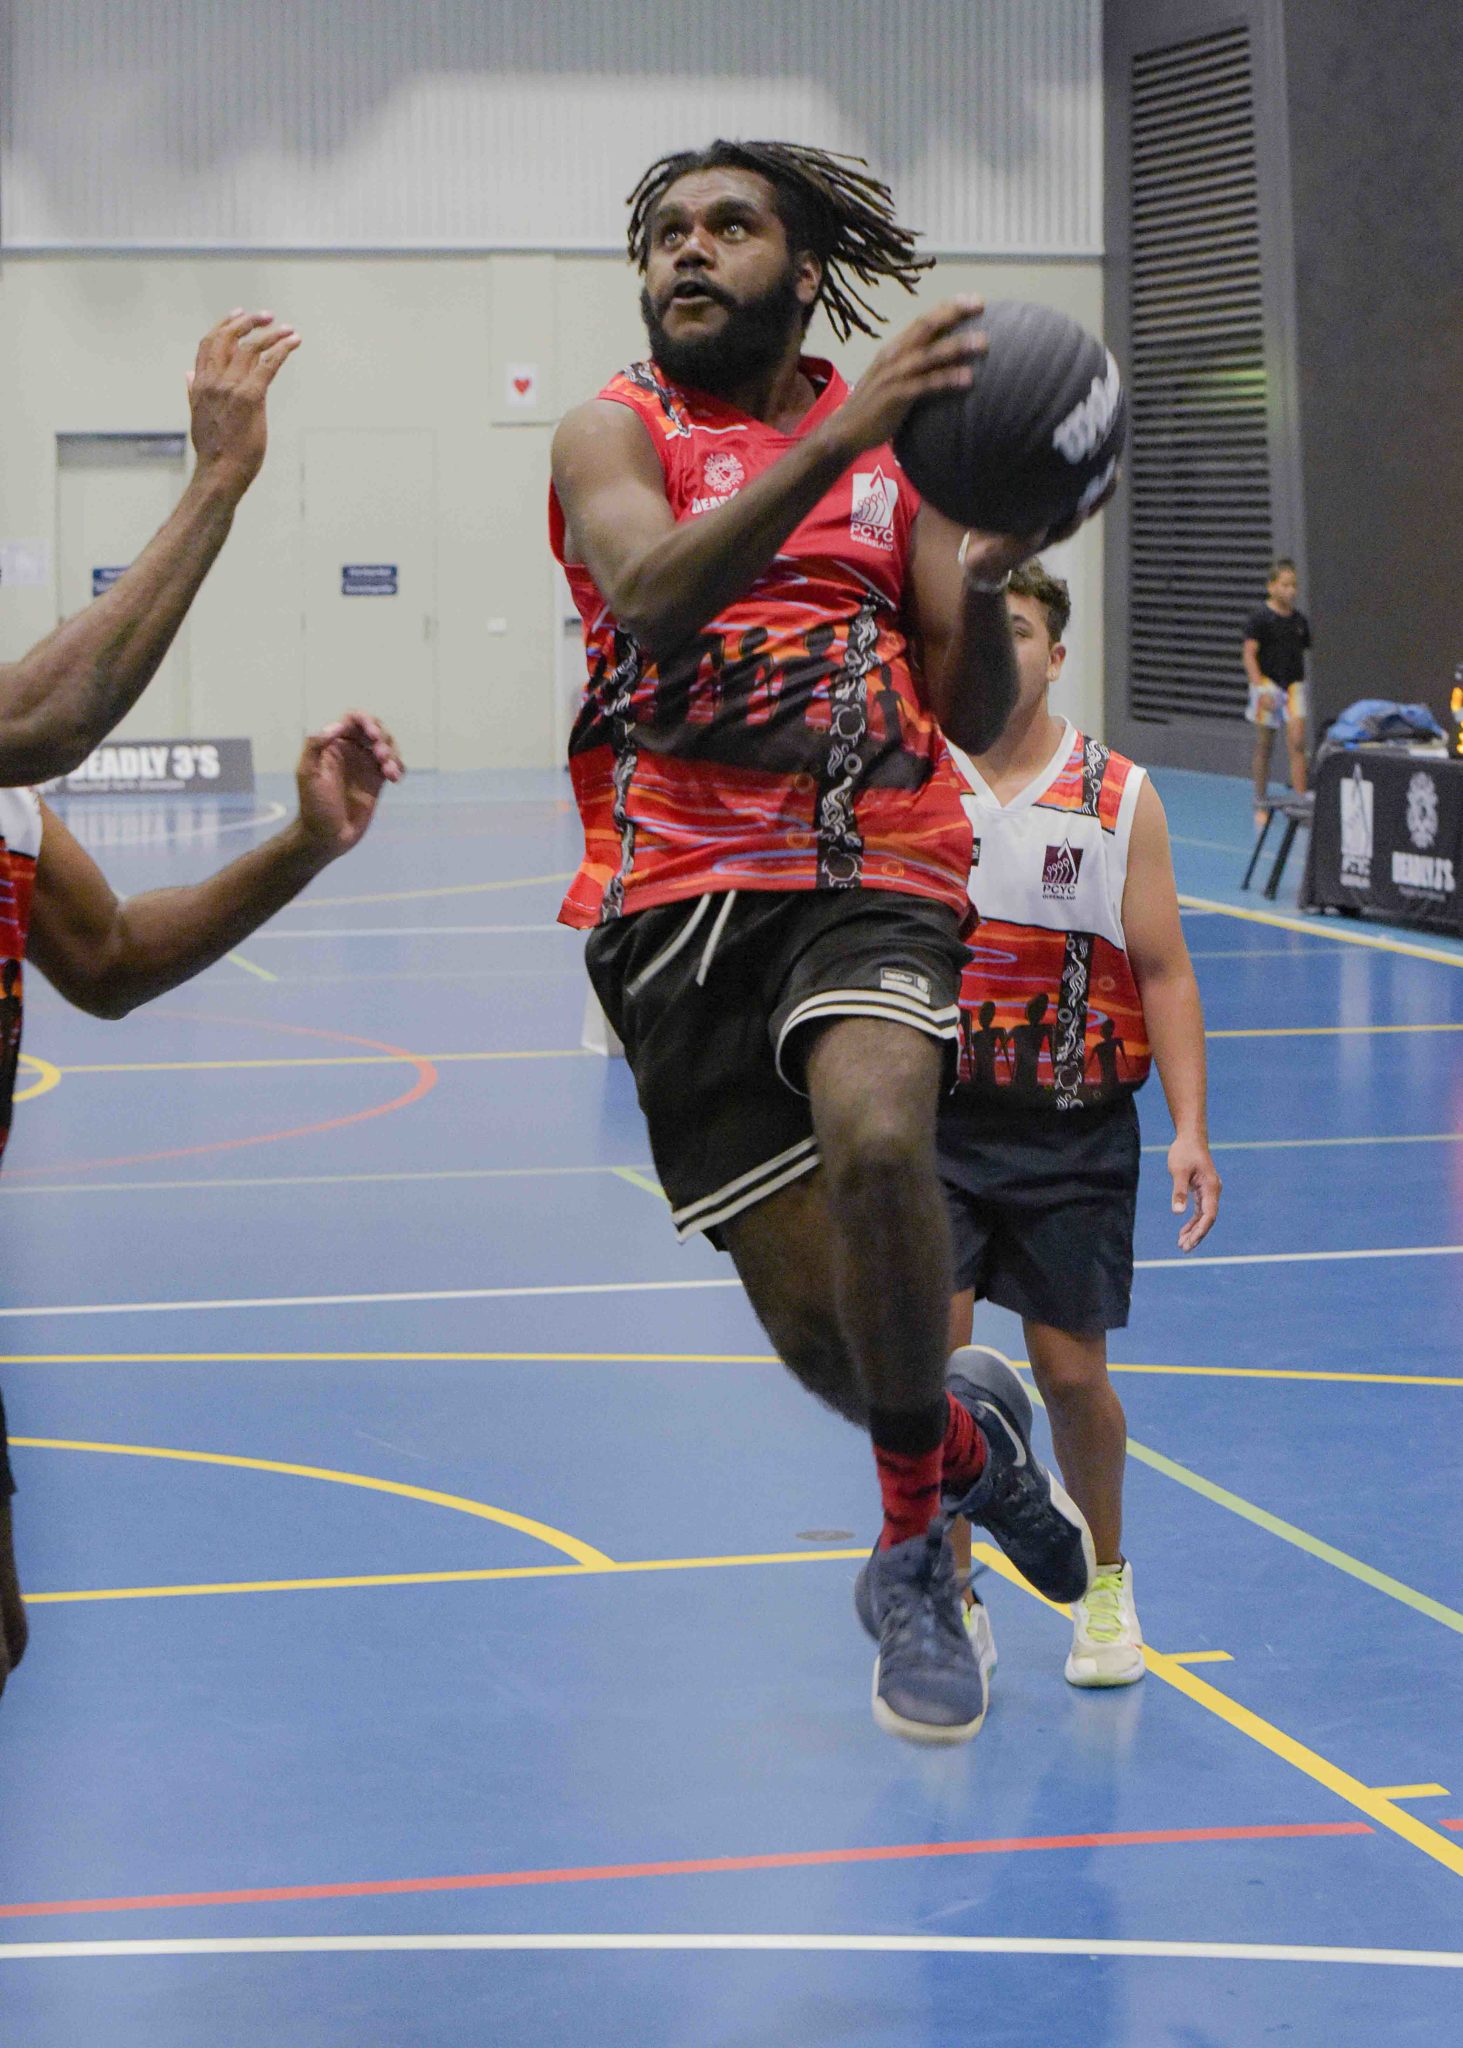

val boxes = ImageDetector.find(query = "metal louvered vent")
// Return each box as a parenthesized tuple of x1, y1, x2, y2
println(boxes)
(1127, 25, 1272, 724)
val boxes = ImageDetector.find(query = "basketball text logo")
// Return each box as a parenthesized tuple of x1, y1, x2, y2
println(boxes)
(851, 467, 898, 551)
(1052, 352, 1122, 465)
(1339, 765, 1373, 886)
(1042, 838, 1084, 899)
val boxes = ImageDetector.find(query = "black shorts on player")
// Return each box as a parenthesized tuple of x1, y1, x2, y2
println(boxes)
(0, 1389, 13, 1498)
(937, 1092, 1140, 1334)
(587, 888, 967, 1246)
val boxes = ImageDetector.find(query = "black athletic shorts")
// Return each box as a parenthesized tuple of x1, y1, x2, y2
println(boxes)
(586, 888, 967, 1247)
(937, 1091, 1141, 1335)
(0, 1386, 13, 1498)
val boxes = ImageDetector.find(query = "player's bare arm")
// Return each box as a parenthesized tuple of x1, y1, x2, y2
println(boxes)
(26, 713, 401, 1019)
(905, 506, 1049, 751)
(0, 310, 300, 785)
(552, 297, 985, 663)
(1120, 778, 1221, 1250)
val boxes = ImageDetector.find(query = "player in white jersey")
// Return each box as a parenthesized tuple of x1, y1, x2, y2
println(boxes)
(938, 562, 1221, 1695)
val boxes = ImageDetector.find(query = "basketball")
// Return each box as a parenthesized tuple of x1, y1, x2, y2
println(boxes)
(894, 299, 1127, 537)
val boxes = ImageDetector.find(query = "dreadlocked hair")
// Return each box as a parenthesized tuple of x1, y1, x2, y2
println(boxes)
(625, 139, 931, 342)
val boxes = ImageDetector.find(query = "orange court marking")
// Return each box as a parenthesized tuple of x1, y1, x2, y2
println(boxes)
(5, 1010, 437, 1178)
(0, 1822, 1375, 1921)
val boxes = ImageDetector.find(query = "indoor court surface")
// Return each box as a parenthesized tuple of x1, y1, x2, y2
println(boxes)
(2, 765, 1461, 2047)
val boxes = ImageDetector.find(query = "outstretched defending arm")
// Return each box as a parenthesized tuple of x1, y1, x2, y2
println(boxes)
(0, 311, 300, 785)
(551, 300, 984, 662)
(26, 714, 401, 1019)
(1121, 778, 1222, 1251)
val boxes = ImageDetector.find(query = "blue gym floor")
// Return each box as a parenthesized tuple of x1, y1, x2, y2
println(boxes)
(1, 766, 1461, 2045)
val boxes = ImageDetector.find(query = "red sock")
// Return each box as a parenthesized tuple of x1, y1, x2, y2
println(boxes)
(873, 1441, 944, 1549)
(942, 1393, 987, 1494)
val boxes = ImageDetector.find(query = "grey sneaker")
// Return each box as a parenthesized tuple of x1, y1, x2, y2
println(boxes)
(944, 1347, 1096, 1605)
(854, 1525, 987, 1745)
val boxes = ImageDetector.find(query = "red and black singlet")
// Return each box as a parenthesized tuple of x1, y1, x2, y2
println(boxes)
(551, 357, 972, 929)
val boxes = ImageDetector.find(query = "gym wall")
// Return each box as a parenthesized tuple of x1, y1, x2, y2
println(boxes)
(1104, 0, 1463, 771)
(0, 0, 1106, 772)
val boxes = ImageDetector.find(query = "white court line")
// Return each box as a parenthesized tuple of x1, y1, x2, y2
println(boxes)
(0, 1164, 655, 1199)
(0, 1140, 1452, 1200)
(0, 1278, 744, 1320)
(0, 1246, 1458, 1320)
(3, 1932, 1462, 1967)
(1133, 1245, 1463, 1272)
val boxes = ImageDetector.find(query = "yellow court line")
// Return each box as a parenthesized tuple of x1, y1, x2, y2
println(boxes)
(1178, 893, 1463, 970)
(1372, 1785, 1450, 1801)
(225, 951, 277, 983)
(48, 1049, 593, 1075)
(1101, 1362, 1463, 1390)
(972, 1543, 1463, 1886)
(277, 872, 573, 909)
(27, 1548, 868, 1607)
(8, 1351, 1463, 1390)
(39, 1032, 1458, 1081)
(12, 1438, 609, 1570)
(13, 1053, 62, 1103)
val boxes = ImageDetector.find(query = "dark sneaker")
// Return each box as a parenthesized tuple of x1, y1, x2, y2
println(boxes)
(944, 1346, 1096, 1605)
(854, 1525, 987, 1745)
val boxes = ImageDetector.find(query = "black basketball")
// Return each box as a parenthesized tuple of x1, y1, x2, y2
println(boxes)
(894, 300, 1127, 536)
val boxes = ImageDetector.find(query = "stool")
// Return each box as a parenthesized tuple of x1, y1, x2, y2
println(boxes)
(1241, 791, 1314, 899)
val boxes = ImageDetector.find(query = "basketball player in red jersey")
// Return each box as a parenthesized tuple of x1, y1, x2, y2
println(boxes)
(552, 140, 1102, 1743)
(0, 711, 403, 1697)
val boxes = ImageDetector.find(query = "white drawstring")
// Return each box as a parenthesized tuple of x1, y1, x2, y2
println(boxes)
(695, 890, 738, 985)
(626, 893, 712, 996)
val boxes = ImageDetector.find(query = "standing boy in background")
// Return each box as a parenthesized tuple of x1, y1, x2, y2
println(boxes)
(940, 562, 1221, 1702)
(1243, 558, 1311, 828)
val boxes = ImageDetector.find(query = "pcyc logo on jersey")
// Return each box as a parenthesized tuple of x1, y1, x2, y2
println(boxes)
(850, 468, 897, 551)
(1042, 838, 1084, 899)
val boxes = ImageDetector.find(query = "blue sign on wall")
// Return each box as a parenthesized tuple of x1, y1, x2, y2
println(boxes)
(92, 565, 128, 596)
(341, 563, 399, 596)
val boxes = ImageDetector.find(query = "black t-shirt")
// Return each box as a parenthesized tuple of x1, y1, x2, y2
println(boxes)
(1244, 605, 1311, 684)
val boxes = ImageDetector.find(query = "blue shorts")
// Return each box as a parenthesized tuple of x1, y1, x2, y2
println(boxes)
(937, 1093, 1141, 1335)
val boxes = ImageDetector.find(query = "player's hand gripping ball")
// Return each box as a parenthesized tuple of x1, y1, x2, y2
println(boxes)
(894, 300, 1127, 536)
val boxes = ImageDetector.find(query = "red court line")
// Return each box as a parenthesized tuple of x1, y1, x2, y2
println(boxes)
(0, 1823, 1375, 1921)
(11, 1011, 437, 1177)
(1446, 1820, 1463, 1832)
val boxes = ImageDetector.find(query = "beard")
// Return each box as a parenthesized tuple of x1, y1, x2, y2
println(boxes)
(640, 265, 806, 396)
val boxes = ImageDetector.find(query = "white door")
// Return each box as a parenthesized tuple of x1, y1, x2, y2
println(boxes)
(55, 433, 190, 738)
(302, 430, 438, 769)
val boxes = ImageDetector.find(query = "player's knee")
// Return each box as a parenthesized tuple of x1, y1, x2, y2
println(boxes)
(1031, 1341, 1110, 1405)
(824, 1112, 927, 1221)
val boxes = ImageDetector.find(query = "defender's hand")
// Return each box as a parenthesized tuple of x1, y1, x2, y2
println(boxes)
(295, 713, 403, 858)
(825, 298, 987, 458)
(187, 309, 302, 495)
(1169, 1134, 1221, 1252)
(958, 528, 1047, 585)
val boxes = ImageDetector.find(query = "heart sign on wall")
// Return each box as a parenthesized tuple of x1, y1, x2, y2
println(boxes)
(505, 364, 540, 408)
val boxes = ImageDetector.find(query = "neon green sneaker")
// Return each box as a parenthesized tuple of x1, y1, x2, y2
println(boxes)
(1064, 1560, 1145, 1688)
